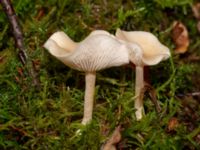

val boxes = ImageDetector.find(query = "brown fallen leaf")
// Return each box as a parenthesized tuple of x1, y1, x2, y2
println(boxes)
(167, 117, 179, 132)
(192, 3, 200, 19)
(17, 67, 24, 77)
(36, 8, 45, 21)
(172, 21, 190, 54)
(195, 134, 200, 144)
(197, 21, 200, 33)
(102, 126, 121, 150)
(140, 82, 161, 113)
(192, 3, 200, 33)
(0, 55, 6, 63)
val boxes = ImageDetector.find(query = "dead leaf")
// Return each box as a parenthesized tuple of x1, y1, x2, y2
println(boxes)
(197, 21, 200, 33)
(140, 82, 161, 113)
(17, 67, 24, 77)
(192, 3, 200, 19)
(172, 21, 190, 54)
(102, 126, 122, 150)
(195, 134, 200, 144)
(167, 117, 179, 132)
(192, 3, 200, 33)
(0, 56, 5, 63)
(36, 8, 45, 20)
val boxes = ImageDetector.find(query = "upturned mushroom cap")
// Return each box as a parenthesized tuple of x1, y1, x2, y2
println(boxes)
(115, 28, 171, 66)
(44, 31, 77, 53)
(44, 31, 141, 72)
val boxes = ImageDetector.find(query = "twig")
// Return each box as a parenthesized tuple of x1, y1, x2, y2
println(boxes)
(9, 125, 30, 137)
(0, 0, 39, 87)
(0, 0, 27, 65)
(177, 92, 200, 97)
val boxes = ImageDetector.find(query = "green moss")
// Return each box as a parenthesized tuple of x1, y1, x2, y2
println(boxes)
(0, 0, 200, 149)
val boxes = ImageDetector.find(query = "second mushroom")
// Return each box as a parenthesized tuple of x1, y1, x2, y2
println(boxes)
(115, 28, 171, 120)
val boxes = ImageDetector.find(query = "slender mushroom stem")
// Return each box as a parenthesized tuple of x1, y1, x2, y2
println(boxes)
(135, 66, 144, 120)
(81, 72, 96, 125)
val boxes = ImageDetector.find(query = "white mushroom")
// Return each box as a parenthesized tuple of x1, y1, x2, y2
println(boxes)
(44, 30, 142, 125)
(115, 28, 170, 120)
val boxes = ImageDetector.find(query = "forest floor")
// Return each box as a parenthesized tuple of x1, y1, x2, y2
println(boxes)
(0, 0, 200, 149)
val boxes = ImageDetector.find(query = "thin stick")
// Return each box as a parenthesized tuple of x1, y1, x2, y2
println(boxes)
(0, 0, 27, 65)
(0, 0, 39, 86)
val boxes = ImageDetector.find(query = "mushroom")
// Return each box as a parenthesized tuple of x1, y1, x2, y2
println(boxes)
(115, 28, 170, 120)
(43, 30, 142, 125)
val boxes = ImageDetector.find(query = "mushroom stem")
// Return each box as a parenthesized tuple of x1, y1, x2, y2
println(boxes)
(135, 66, 144, 120)
(81, 72, 96, 125)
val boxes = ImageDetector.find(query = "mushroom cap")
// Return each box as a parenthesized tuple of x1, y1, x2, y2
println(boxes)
(115, 28, 170, 66)
(89, 30, 116, 39)
(89, 30, 111, 36)
(44, 31, 133, 72)
(44, 31, 77, 53)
